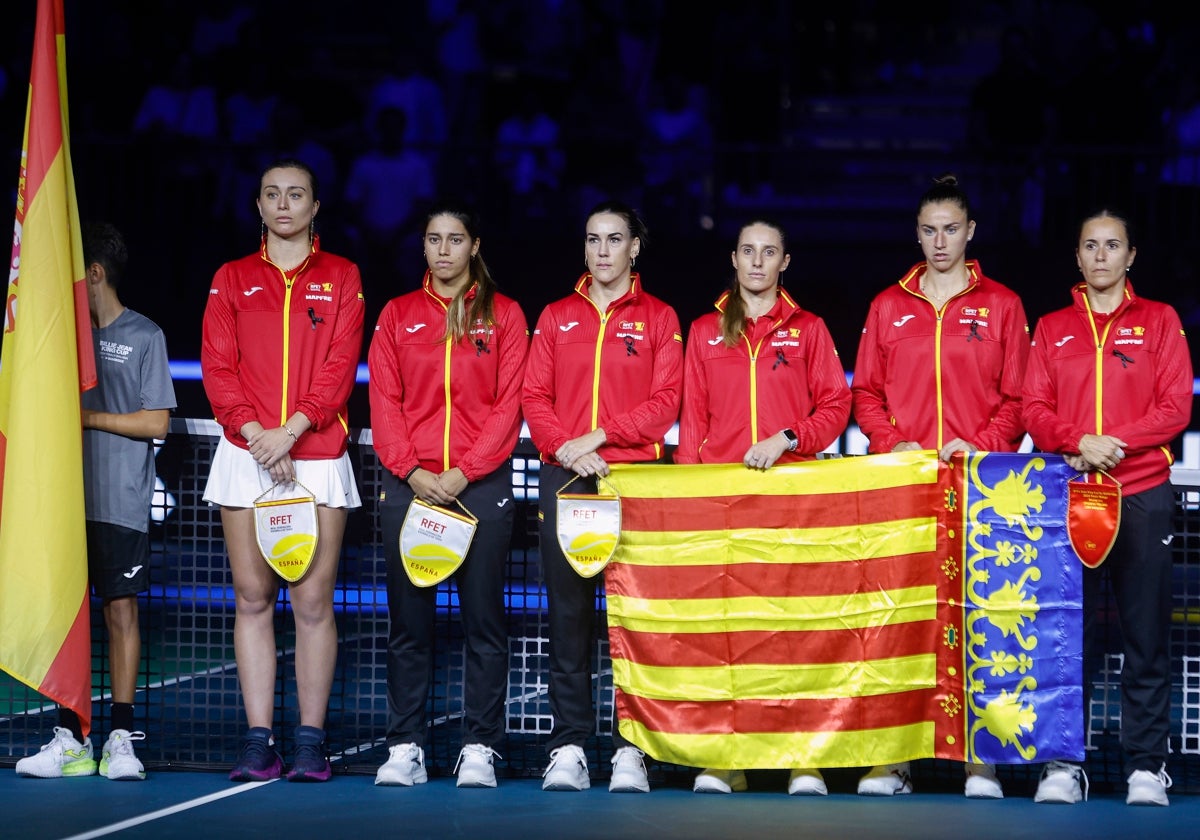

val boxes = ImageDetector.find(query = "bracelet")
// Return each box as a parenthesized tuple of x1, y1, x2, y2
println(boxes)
(284, 425, 297, 440)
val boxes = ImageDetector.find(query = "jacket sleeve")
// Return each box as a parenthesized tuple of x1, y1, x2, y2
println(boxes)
(974, 295, 1030, 451)
(792, 317, 851, 455)
(674, 322, 707, 464)
(602, 304, 684, 448)
(1106, 305, 1193, 451)
(1021, 318, 1084, 454)
(457, 301, 530, 482)
(201, 264, 257, 438)
(294, 261, 364, 430)
(850, 300, 904, 453)
(521, 305, 570, 458)
(368, 301, 420, 479)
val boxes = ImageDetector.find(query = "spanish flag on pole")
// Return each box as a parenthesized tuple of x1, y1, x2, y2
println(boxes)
(0, 0, 96, 735)
(604, 452, 1084, 770)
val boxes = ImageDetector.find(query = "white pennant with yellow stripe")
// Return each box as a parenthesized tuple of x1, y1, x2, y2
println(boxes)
(254, 481, 319, 582)
(557, 475, 621, 578)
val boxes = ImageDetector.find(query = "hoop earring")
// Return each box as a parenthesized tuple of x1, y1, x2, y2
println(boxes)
(631, 256, 637, 269)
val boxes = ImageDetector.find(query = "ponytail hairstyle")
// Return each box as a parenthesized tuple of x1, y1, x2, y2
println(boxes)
(917, 172, 971, 221)
(719, 217, 788, 346)
(423, 201, 497, 343)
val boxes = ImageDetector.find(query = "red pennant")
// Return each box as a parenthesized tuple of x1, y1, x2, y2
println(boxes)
(1067, 478, 1121, 568)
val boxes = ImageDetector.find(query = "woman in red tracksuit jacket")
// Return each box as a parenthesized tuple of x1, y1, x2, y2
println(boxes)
(368, 203, 528, 790)
(850, 174, 1030, 799)
(1022, 208, 1193, 807)
(202, 158, 365, 783)
(676, 218, 851, 797)
(522, 200, 683, 794)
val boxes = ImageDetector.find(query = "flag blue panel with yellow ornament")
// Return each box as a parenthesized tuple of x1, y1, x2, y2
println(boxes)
(954, 451, 1084, 764)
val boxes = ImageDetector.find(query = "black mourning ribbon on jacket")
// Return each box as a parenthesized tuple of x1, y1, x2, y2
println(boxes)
(773, 349, 789, 370)
(475, 338, 490, 357)
(1112, 349, 1134, 368)
(308, 307, 324, 330)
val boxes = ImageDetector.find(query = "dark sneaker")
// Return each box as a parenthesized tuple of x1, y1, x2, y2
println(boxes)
(228, 729, 282, 782)
(287, 741, 332, 782)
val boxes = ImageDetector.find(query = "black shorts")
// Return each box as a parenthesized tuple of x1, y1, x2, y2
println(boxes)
(86, 521, 149, 600)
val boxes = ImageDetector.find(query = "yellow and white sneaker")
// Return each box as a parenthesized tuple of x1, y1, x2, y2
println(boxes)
(100, 729, 147, 781)
(15, 727, 98, 778)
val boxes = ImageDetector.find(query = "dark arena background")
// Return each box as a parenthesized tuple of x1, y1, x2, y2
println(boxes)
(2, 2, 1200, 837)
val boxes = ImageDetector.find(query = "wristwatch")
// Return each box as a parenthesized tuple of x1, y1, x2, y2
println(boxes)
(781, 428, 799, 452)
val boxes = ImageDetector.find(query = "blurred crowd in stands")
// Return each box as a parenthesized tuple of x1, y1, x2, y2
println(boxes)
(2, 0, 1199, 390)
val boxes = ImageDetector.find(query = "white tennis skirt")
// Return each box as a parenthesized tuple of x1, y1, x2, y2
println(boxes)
(202, 436, 362, 509)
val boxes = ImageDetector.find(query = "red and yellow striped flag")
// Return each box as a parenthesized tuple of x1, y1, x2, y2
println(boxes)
(604, 451, 1083, 770)
(0, 0, 95, 735)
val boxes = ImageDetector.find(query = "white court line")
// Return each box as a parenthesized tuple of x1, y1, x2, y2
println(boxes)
(57, 779, 279, 840)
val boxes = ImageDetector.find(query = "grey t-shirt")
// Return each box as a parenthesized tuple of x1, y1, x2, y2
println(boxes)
(82, 308, 177, 532)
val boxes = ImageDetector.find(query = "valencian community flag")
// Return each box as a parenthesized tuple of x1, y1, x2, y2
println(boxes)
(0, 0, 96, 734)
(604, 451, 1084, 770)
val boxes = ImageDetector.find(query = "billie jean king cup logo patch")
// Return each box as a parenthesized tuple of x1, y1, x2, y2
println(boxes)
(254, 482, 319, 582)
(400, 498, 478, 587)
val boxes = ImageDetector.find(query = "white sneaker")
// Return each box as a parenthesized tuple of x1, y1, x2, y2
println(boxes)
(15, 727, 97, 778)
(609, 746, 649, 793)
(787, 768, 827, 796)
(454, 743, 498, 788)
(100, 730, 146, 781)
(963, 762, 1002, 799)
(375, 742, 428, 786)
(1034, 760, 1087, 804)
(542, 745, 590, 791)
(1126, 765, 1171, 806)
(693, 768, 748, 794)
(857, 762, 913, 796)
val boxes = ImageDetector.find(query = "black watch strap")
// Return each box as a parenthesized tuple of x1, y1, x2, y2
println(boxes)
(782, 428, 799, 452)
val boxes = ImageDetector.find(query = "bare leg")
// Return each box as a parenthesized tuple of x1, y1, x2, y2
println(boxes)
(222, 507, 281, 731)
(103, 595, 140, 705)
(287, 505, 346, 730)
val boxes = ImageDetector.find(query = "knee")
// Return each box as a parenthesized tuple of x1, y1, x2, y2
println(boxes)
(103, 597, 139, 634)
(289, 594, 334, 629)
(234, 587, 279, 619)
